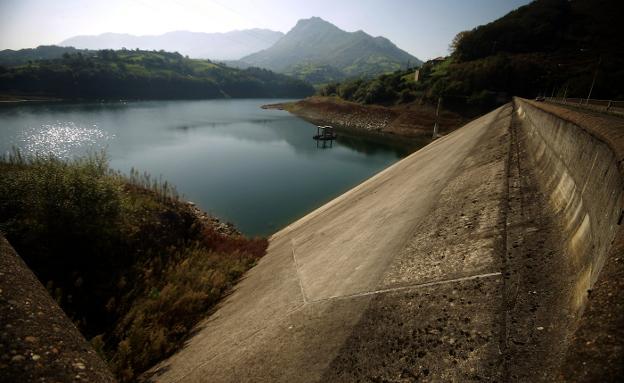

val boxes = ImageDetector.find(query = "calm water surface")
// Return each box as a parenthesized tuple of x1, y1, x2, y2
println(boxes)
(0, 99, 415, 236)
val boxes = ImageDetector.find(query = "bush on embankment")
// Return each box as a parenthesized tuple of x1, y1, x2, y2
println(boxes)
(0, 151, 267, 381)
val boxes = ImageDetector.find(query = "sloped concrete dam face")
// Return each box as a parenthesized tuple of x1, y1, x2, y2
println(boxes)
(150, 100, 623, 382)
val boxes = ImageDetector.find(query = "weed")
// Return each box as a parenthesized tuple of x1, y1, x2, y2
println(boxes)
(0, 150, 267, 381)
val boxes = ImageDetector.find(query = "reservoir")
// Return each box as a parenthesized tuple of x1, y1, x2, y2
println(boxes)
(0, 99, 414, 236)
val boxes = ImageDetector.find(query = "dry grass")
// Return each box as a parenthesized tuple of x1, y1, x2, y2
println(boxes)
(0, 150, 267, 381)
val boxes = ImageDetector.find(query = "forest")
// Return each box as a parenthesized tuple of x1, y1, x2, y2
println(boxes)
(318, 0, 624, 111)
(0, 48, 314, 99)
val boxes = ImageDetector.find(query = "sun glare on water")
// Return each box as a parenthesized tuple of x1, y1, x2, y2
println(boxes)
(18, 122, 114, 157)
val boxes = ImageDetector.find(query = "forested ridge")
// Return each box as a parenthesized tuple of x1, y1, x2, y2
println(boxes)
(318, 0, 624, 111)
(0, 48, 314, 99)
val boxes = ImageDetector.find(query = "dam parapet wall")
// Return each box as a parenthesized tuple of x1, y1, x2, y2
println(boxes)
(0, 236, 115, 382)
(515, 98, 624, 381)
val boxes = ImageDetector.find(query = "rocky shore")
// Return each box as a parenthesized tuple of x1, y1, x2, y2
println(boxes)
(264, 96, 467, 140)
(184, 201, 240, 236)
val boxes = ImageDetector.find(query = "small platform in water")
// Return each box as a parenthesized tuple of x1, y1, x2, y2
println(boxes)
(313, 125, 337, 140)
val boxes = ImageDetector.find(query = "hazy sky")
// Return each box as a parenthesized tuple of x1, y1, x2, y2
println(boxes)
(0, 0, 531, 60)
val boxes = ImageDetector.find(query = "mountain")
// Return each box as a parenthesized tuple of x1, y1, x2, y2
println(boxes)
(0, 49, 314, 100)
(240, 17, 421, 84)
(59, 29, 284, 60)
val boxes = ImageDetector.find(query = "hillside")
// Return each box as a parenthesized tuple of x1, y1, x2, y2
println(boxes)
(0, 48, 314, 100)
(60, 29, 284, 60)
(441, 0, 624, 101)
(316, 0, 624, 113)
(240, 17, 421, 84)
(0, 45, 93, 67)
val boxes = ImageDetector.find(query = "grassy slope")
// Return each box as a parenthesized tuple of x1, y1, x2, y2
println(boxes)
(0, 152, 267, 382)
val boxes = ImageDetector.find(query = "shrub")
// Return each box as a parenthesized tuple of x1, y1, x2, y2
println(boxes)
(0, 151, 267, 382)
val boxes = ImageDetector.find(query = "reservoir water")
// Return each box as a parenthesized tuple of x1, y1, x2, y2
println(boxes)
(0, 99, 414, 236)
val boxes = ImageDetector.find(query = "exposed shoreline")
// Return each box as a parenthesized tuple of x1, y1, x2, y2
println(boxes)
(263, 96, 468, 141)
(0, 94, 64, 103)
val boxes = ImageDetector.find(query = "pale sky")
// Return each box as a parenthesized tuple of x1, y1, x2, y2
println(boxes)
(0, 0, 531, 60)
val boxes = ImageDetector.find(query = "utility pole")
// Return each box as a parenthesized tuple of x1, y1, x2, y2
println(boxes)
(433, 97, 441, 139)
(586, 56, 602, 105)
(491, 40, 498, 54)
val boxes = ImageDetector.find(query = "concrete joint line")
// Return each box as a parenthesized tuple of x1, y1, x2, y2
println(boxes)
(167, 269, 501, 383)
(168, 242, 311, 383)
(308, 272, 503, 304)
(291, 239, 309, 304)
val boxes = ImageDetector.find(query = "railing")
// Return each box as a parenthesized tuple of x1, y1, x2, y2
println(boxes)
(546, 97, 624, 117)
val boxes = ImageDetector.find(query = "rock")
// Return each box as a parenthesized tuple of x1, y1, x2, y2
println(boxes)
(31, 354, 41, 361)
(11, 355, 25, 362)
(24, 336, 37, 343)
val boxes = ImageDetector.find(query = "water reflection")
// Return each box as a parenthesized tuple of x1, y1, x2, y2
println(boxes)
(316, 139, 334, 149)
(16, 121, 114, 157)
(336, 132, 423, 158)
(0, 99, 419, 236)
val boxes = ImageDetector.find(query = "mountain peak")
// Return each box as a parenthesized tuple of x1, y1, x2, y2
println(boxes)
(291, 16, 341, 33)
(297, 16, 329, 25)
(241, 18, 421, 83)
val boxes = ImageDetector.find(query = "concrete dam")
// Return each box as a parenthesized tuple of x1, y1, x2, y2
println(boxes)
(2, 98, 623, 381)
(148, 99, 623, 382)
